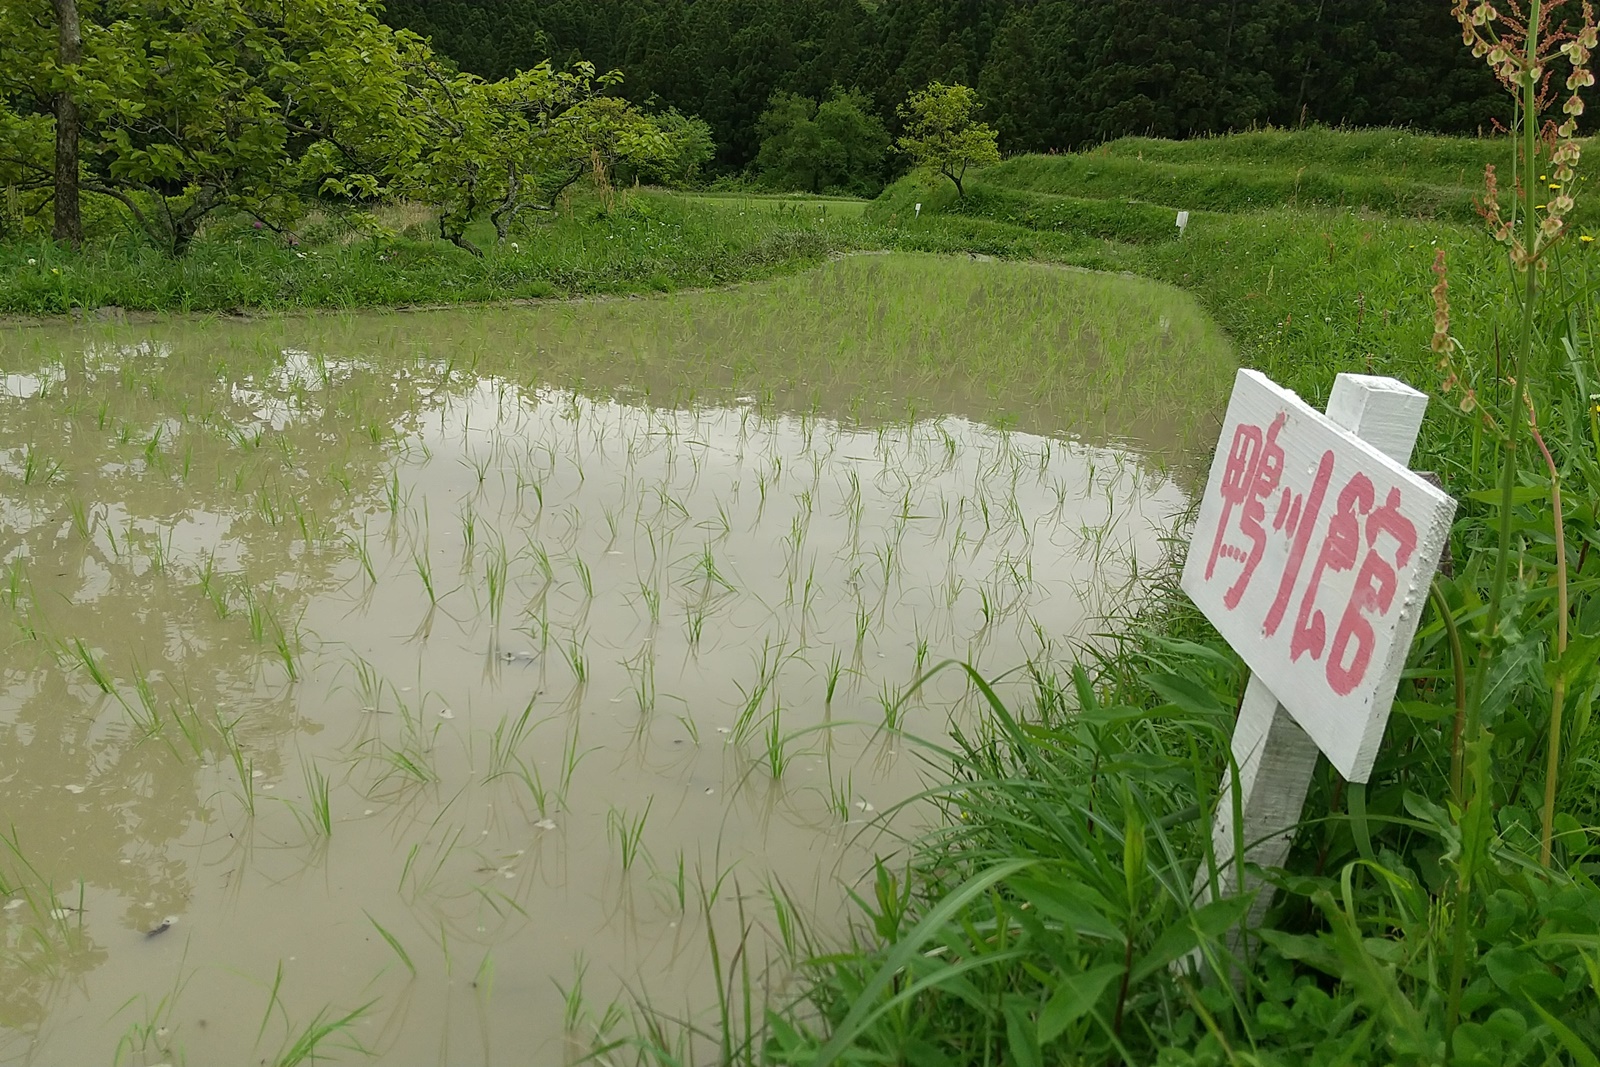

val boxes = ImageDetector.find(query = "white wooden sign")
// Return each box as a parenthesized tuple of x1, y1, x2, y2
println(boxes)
(1182, 371, 1458, 950)
(1182, 370, 1455, 784)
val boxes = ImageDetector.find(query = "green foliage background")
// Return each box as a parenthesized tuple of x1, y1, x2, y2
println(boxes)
(383, 0, 1507, 171)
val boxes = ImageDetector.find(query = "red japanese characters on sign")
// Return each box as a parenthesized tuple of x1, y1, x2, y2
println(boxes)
(1181, 370, 1455, 783)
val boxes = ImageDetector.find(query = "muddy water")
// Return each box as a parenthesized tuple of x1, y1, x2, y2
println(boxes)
(0, 256, 1229, 1065)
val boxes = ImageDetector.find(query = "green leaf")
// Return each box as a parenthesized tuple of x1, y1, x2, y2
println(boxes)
(808, 859, 1034, 1067)
(1465, 486, 1550, 506)
(1395, 698, 1455, 722)
(1143, 672, 1228, 717)
(1003, 996, 1044, 1067)
(1257, 928, 1340, 974)
(1038, 964, 1123, 1044)
(1547, 631, 1600, 690)
(1131, 894, 1251, 982)
(1526, 998, 1600, 1067)
(1483, 945, 1566, 1001)
(1009, 877, 1123, 941)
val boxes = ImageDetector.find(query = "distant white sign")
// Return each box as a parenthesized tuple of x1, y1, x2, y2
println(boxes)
(1181, 370, 1456, 783)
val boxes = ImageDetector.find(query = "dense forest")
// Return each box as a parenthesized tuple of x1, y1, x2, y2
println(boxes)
(383, 0, 1508, 171)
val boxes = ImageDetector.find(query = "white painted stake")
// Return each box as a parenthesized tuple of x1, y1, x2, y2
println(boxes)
(1176, 209, 1190, 236)
(1189, 372, 1440, 937)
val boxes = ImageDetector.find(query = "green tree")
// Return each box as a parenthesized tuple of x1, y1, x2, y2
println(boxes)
(895, 81, 999, 198)
(1, 0, 427, 256)
(631, 109, 716, 188)
(755, 89, 888, 194)
(0, 0, 89, 243)
(397, 58, 671, 253)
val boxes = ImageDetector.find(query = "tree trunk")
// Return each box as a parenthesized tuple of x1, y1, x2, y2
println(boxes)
(52, 0, 83, 248)
(439, 212, 482, 257)
(447, 231, 484, 257)
(491, 163, 520, 244)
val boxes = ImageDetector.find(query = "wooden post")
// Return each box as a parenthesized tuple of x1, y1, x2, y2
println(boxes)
(1183, 371, 1450, 938)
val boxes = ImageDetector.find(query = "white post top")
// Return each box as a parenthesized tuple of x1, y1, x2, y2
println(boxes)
(1325, 374, 1429, 466)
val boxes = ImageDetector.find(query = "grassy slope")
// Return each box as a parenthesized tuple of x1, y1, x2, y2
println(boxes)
(0, 195, 855, 316)
(950, 127, 1600, 229)
(746, 129, 1600, 1067)
(871, 131, 1555, 480)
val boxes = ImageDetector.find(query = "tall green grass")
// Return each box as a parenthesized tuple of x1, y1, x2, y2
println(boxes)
(0, 193, 852, 316)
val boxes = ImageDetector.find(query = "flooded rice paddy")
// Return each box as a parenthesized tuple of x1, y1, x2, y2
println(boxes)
(0, 255, 1233, 1065)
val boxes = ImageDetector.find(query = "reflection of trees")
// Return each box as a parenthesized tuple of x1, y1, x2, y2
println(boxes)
(0, 324, 428, 1034)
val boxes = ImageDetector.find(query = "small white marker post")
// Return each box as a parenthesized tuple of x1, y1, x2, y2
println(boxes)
(1176, 209, 1190, 237)
(1180, 371, 1456, 940)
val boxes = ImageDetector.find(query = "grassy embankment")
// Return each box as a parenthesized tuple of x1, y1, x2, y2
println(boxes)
(0, 195, 859, 316)
(614, 130, 1600, 1067)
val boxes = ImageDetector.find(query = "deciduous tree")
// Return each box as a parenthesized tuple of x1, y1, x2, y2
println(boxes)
(896, 82, 999, 199)
(756, 89, 888, 195)
(2, 0, 430, 255)
(399, 58, 674, 254)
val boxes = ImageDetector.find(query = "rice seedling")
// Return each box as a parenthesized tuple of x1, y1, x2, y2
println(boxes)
(685, 602, 706, 648)
(731, 638, 786, 745)
(877, 680, 905, 731)
(20, 443, 61, 486)
(606, 798, 653, 873)
(561, 633, 589, 684)
(66, 637, 117, 695)
(269, 1000, 375, 1067)
(112, 972, 190, 1067)
(502, 754, 552, 816)
(67, 496, 91, 541)
(302, 760, 333, 836)
(465, 449, 493, 485)
(637, 577, 661, 624)
(127, 660, 163, 735)
(459, 503, 477, 565)
(823, 648, 844, 705)
(366, 736, 440, 789)
(413, 549, 439, 607)
(242, 587, 268, 643)
(556, 715, 587, 806)
(383, 470, 403, 514)
(364, 911, 417, 977)
(627, 644, 657, 714)
(825, 765, 853, 822)
(763, 704, 794, 778)
(398, 827, 465, 904)
(215, 713, 256, 818)
(574, 554, 593, 599)
(1, 556, 28, 613)
(485, 695, 541, 780)
(527, 540, 554, 587)
(483, 536, 509, 626)
(269, 616, 301, 682)
(345, 522, 377, 586)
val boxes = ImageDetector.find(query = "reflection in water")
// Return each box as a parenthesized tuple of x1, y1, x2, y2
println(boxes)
(0, 257, 1223, 1065)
